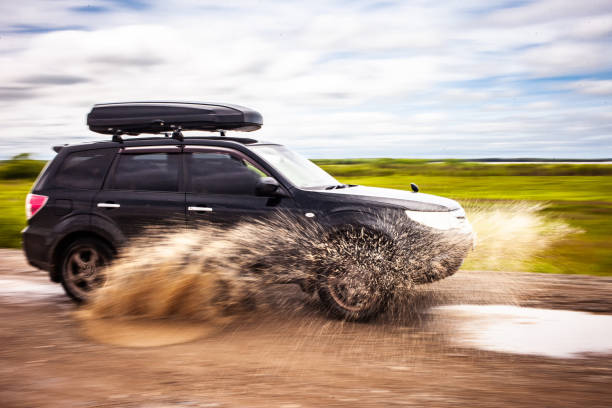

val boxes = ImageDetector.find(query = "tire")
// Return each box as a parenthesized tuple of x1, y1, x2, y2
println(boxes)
(318, 270, 389, 322)
(317, 228, 392, 322)
(60, 237, 113, 302)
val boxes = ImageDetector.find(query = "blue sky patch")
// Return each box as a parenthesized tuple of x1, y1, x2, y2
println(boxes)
(107, 0, 150, 11)
(6, 24, 85, 34)
(70, 6, 110, 14)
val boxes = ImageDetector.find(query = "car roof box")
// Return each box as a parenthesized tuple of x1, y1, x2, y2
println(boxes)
(87, 102, 263, 135)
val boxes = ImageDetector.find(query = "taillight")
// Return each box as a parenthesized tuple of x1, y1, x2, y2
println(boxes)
(26, 194, 48, 220)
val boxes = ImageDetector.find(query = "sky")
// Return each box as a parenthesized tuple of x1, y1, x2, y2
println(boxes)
(0, 0, 611, 159)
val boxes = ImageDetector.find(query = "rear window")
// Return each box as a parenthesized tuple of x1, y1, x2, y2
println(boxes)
(108, 153, 180, 191)
(31, 160, 53, 190)
(52, 149, 116, 190)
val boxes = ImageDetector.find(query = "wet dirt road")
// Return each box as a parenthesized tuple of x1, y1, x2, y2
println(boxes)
(1, 248, 612, 407)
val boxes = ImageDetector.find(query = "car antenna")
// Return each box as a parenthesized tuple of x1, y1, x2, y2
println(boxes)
(219, 130, 226, 137)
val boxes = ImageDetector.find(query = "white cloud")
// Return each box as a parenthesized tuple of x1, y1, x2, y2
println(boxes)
(0, 0, 611, 159)
(519, 42, 612, 76)
(567, 80, 612, 96)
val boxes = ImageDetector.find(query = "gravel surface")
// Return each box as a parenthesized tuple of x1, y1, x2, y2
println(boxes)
(1, 249, 611, 407)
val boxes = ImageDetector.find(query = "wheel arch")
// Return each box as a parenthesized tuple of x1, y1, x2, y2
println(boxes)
(50, 231, 116, 283)
(322, 208, 396, 242)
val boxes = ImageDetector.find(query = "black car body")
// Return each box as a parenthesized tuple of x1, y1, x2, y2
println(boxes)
(23, 102, 473, 320)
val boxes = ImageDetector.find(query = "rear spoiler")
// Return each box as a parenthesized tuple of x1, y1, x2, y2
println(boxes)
(53, 145, 67, 153)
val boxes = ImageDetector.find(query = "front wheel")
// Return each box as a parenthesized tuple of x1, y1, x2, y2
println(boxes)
(317, 227, 394, 321)
(60, 238, 113, 302)
(318, 263, 389, 322)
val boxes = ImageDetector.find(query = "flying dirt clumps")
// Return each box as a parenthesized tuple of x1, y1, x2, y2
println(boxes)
(462, 201, 580, 271)
(83, 210, 474, 321)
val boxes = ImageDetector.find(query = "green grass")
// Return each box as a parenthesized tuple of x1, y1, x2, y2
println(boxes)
(314, 159, 612, 177)
(1, 158, 611, 276)
(0, 180, 32, 248)
(324, 175, 612, 202)
(317, 160, 612, 276)
(534, 202, 612, 276)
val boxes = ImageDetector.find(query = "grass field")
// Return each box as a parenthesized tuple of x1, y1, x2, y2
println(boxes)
(0, 180, 31, 248)
(315, 160, 612, 276)
(2, 158, 611, 276)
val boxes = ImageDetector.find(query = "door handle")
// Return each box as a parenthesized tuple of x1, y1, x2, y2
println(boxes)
(97, 202, 120, 208)
(188, 206, 213, 212)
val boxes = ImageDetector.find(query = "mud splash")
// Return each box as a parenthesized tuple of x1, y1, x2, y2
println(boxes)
(463, 202, 579, 271)
(79, 210, 473, 344)
(78, 203, 575, 346)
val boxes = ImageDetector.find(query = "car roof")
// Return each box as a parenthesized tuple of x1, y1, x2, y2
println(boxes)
(53, 135, 277, 154)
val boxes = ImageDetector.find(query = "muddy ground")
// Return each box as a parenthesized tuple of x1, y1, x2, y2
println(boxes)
(1, 248, 611, 407)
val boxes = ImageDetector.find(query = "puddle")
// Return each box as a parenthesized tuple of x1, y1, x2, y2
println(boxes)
(80, 318, 217, 347)
(0, 277, 63, 302)
(433, 305, 612, 359)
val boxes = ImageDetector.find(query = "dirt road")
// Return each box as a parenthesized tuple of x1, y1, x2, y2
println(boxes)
(1, 248, 611, 407)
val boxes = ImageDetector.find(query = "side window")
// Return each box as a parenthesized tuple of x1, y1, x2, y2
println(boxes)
(53, 148, 116, 190)
(187, 152, 265, 195)
(108, 153, 180, 191)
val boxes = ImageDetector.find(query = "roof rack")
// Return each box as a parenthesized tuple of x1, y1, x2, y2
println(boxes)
(87, 102, 263, 142)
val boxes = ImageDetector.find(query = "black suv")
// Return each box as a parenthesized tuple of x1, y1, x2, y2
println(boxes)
(23, 102, 473, 320)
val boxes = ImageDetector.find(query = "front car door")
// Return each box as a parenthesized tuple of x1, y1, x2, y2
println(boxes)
(93, 146, 185, 237)
(184, 146, 296, 226)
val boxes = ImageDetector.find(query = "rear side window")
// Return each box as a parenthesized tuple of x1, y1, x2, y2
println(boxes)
(108, 153, 180, 191)
(52, 149, 116, 190)
(187, 152, 264, 195)
(31, 160, 53, 190)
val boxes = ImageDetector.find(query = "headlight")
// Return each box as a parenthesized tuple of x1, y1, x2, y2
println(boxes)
(405, 209, 465, 231)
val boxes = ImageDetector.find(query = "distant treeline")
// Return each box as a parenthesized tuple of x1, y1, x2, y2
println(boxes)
(463, 158, 612, 163)
(314, 158, 612, 177)
(0, 154, 46, 180)
(2, 154, 612, 181)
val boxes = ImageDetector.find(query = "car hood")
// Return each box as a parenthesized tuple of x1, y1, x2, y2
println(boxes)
(316, 185, 461, 212)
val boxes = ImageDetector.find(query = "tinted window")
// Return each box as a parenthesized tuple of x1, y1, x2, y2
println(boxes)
(109, 153, 180, 191)
(187, 152, 264, 195)
(250, 145, 339, 188)
(53, 149, 116, 190)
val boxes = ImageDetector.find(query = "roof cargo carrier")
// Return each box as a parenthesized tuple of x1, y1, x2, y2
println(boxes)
(87, 102, 263, 140)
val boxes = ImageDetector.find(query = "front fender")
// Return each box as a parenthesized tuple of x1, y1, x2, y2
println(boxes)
(320, 208, 402, 241)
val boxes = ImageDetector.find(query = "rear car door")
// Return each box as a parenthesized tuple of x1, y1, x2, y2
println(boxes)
(185, 146, 296, 225)
(93, 146, 185, 237)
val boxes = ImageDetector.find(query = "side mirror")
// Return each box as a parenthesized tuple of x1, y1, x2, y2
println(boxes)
(255, 177, 282, 197)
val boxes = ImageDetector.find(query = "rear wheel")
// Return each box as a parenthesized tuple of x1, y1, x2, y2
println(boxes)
(60, 238, 113, 302)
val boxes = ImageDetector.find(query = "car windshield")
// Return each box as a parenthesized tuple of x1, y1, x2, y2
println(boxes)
(249, 145, 340, 189)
